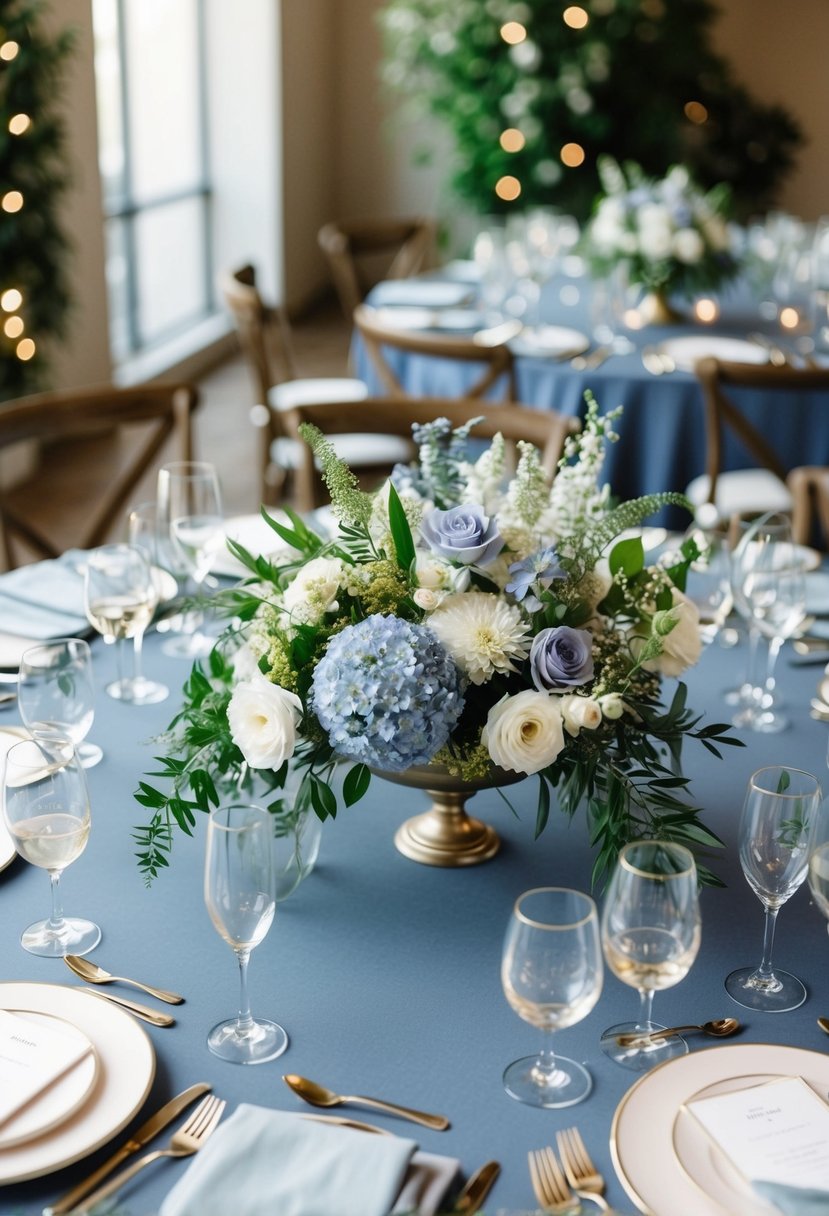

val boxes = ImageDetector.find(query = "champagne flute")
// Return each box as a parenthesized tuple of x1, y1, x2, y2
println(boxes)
(124, 501, 170, 705)
(157, 461, 224, 660)
(600, 840, 701, 1071)
(501, 887, 602, 1107)
(2, 735, 100, 957)
(83, 544, 157, 702)
(204, 802, 285, 1064)
(18, 638, 103, 768)
(726, 765, 820, 1012)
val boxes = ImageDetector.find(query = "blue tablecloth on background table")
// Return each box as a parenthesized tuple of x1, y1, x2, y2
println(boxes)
(2, 624, 829, 1213)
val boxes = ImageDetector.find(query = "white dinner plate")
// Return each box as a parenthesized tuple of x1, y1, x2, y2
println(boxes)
(371, 306, 438, 332)
(0, 1011, 99, 1150)
(805, 570, 829, 616)
(656, 335, 768, 372)
(0, 982, 155, 1183)
(430, 309, 488, 332)
(370, 280, 473, 309)
(0, 725, 28, 871)
(509, 324, 589, 359)
(211, 513, 299, 579)
(611, 1042, 829, 1216)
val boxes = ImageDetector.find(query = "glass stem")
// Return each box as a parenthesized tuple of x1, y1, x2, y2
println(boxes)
(756, 905, 780, 981)
(533, 1036, 561, 1085)
(763, 635, 784, 708)
(234, 947, 254, 1035)
(740, 626, 762, 702)
(133, 631, 144, 681)
(114, 636, 128, 690)
(48, 870, 65, 933)
(635, 987, 655, 1032)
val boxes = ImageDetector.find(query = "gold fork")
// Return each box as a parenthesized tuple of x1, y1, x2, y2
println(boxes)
(527, 1147, 579, 1214)
(74, 1094, 226, 1212)
(556, 1128, 614, 1212)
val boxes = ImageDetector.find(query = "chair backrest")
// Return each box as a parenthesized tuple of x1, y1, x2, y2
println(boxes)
(694, 357, 829, 505)
(283, 395, 579, 513)
(354, 304, 517, 402)
(0, 382, 199, 569)
(318, 217, 436, 318)
(788, 465, 829, 548)
(218, 264, 299, 398)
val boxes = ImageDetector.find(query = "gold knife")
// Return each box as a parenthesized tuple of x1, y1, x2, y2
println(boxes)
(455, 1160, 501, 1214)
(44, 1082, 212, 1215)
(77, 987, 176, 1027)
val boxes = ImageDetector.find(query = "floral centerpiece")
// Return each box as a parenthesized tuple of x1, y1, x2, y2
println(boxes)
(582, 157, 738, 320)
(134, 396, 739, 888)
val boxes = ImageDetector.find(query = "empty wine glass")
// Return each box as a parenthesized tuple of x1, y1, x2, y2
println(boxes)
(83, 544, 158, 702)
(808, 778, 829, 938)
(157, 461, 223, 659)
(2, 735, 100, 957)
(726, 765, 820, 1012)
(123, 502, 170, 705)
(600, 840, 701, 1071)
(18, 638, 103, 768)
(204, 802, 284, 1064)
(501, 887, 603, 1107)
(679, 511, 734, 646)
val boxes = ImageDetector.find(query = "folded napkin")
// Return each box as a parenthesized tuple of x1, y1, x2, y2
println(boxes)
(0, 551, 88, 641)
(754, 1180, 829, 1215)
(159, 1104, 419, 1216)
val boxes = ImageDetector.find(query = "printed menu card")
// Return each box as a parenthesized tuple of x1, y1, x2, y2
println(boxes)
(0, 1008, 92, 1126)
(685, 1076, 829, 1190)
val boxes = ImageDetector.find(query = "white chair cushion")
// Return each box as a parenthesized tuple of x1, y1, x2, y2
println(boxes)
(685, 468, 794, 519)
(272, 433, 413, 470)
(269, 378, 369, 410)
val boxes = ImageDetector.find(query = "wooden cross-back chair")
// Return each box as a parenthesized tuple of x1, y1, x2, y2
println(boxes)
(0, 382, 199, 570)
(686, 358, 829, 524)
(788, 465, 829, 549)
(318, 216, 436, 319)
(354, 304, 518, 402)
(283, 395, 579, 512)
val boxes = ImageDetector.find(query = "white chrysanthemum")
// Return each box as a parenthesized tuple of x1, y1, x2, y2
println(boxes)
(427, 592, 531, 685)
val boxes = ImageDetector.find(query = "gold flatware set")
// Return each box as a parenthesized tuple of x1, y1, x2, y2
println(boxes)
(61, 953, 184, 1026)
(530, 1128, 619, 1213)
(282, 1072, 450, 1130)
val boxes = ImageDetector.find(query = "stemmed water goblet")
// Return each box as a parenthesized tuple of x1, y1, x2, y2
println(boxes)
(501, 887, 603, 1107)
(83, 544, 158, 702)
(18, 638, 103, 768)
(156, 461, 224, 660)
(2, 734, 100, 957)
(726, 765, 820, 1012)
(600, 840, 701, 1071)
(123, 501, 170, 704)
(204, 802, 285, 1064)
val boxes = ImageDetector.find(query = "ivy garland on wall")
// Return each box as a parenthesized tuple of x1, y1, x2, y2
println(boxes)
(379, 0, 802, 223)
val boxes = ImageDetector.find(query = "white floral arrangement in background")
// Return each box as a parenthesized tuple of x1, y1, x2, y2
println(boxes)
(135, 395, 739, 887)
(583, 157, 738, 298)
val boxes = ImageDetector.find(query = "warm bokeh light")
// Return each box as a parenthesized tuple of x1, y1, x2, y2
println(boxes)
(694, 298, 719, 324)
(1, 289, 23, 312)
(8, 113, 31, 135)
(560, 142, 586, 167)
(2, 191, 23, 213)
(3, 316, 24, 339)
(563, 6, 589, 29)
(500, 128, 526, 153)
(0, 41, 19, 61)
(684, 100, 708, 125)
(780, 307, 800, 330)
(16, 338, 35, 361)
(495, 175, 522, 201)
(623, 309, 645, 330)
(500, 21, 527, 44)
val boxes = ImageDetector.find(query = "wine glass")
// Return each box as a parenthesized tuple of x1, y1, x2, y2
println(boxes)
(204, 802, 285, 1064)
(83, 544, 158, 702)
(124, 502, 170, 705)
(726, 765, 820, 1012)
(600, 841, 701, 1071)
(156, 461, 224, 659)
(808, 771, 829, 938)
(2, 735, 100, 957)
(501, 887, 603, 1107)
(679, 511, 734, 646)
(18, 638, 103, 768)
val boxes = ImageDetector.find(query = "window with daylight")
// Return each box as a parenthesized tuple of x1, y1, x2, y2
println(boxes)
(92, 0, 213, 363)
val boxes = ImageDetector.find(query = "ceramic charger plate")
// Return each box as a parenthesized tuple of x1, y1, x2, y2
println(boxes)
(611, 1042, 829, 1215)
(0, 982, 155, 1183)
(655, 335, 768, 372)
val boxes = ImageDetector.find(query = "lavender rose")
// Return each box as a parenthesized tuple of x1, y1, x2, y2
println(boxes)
(530, 625, 594, 692)
(420, 504, 504, 567)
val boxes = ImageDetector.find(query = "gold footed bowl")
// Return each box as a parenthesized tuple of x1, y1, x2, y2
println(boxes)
(637, 288, 684, 326)
(372, 763, 525, 868)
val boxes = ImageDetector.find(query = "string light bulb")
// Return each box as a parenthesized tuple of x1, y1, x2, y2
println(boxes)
(684, 101, 708, 125)
(500, 21, 527, 44)
(500, 128, 526, 153)
(3, 316, 24, 339)
(16, 337, 35, 361)
(1, 289, 22, 312)
(495, 175, 522, 201)
(563, 6, 589, 28)
(0, 40, 19, 61)
(560, 143, 586, 167)
(2, 191, 23, 213)
(8, 113, 31, 135)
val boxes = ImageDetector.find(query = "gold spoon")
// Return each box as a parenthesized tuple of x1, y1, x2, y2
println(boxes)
(615, 1017, 740, 1048)
(282, 1074, 450, 1131)
(817, 1017, 829, 1035)
(64, 954, 184, 1005)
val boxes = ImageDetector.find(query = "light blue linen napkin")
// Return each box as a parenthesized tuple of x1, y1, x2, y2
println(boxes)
(0, 551, 88, 640)
(158, 1104, 418, 1216)
(754, 1180, 829, 1215)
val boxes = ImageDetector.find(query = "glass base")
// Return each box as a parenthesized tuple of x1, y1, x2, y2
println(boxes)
(207, 1016, 288, 1065)
(600, 1020, 688, 1071)
(105, 676, 169, 704)
(161, 632, 214, 660)
(725, 966, 806, 1012)
(77, 742, 103, 769)
(21, 916, 101, 958)
(502, 1053, 592, 1108)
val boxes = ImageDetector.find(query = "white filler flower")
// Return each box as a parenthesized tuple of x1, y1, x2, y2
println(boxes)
(227, 674, 303, 769)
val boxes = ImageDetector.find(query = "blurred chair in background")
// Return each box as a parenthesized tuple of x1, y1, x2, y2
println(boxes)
(318, 216, 437, 319)
(788, 465, 829, 549)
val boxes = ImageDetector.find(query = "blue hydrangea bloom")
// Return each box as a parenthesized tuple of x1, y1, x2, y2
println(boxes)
(311, 615, 465, 772)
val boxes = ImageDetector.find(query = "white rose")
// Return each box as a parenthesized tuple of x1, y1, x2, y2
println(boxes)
(599, 692, 626, 720)
(227, 675, 303, 769)
(482, 690, 565, 775)
(415, 554, 465, 592)
(560, 694, 603, 737)
(644, 590, 703, 677)
(672, 228, 704, 264)
(282, 556, 343, 622)
(637, 203, 673, 260)
(413, 587, 442, 611)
